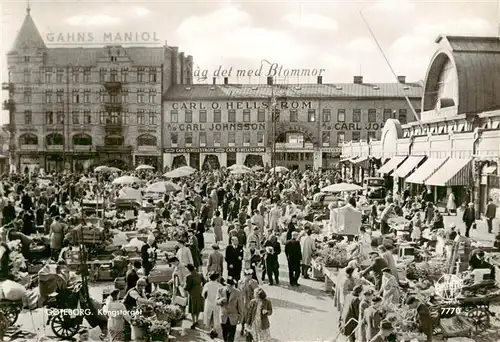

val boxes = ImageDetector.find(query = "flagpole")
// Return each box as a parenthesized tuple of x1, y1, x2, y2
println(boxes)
(360, 11, 424, 131)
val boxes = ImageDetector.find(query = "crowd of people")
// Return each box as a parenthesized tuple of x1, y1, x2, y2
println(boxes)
(0, 166, 496, 342)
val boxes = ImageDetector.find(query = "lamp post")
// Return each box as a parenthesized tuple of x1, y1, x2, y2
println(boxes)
(269, 94, 277, 175)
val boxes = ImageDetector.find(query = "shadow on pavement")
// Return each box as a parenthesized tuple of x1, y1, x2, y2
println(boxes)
(269, 297, 328, 313)
(290, 283, 330, 300)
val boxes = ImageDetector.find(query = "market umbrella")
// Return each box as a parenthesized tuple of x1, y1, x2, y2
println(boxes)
(321, 182, 363, 193)
(112, 176, 141, 185)
(108, 167, 121, 172)
(146, 181, 181, 193)
(164, 168, 194, 179)
(251, 165, 264, 171)
(176, 165, 197, 173)
(94, 165, 111, 172)
(231, 168, 252, 175)
(228, 164, 250, 171)
(136, 164, 155, 171)
(270, 166, 289, 173)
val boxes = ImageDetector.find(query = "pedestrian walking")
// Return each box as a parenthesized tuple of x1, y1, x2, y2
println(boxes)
(284, 231, 302, 286)
(463, 202, 476, 237)
(216, 278, 243, 342)
(485, 198, 497, 234)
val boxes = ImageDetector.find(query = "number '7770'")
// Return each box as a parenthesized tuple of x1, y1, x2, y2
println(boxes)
(440, 307, 462, 315)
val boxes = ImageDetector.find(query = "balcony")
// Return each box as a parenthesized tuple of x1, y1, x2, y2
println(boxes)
(104, 103, 122, 112)
(19, 144, 38, 151)
(74, 145, 93, 152)
(104, 81, 122, 92)
(1, 83, 13, 91)
(96, 145, 132, 153)
(46, 145, 64, 151)
(2, 100, 15, 111)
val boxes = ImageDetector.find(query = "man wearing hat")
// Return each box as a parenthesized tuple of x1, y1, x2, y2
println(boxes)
(361, 251, 388, 290)
(284, 231, 302, 287)
(462, 202, 476, 238)
(369, 320, 395, 342)
(340, 285, 362, 342)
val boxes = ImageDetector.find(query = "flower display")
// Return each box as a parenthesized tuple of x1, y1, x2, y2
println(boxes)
(406, 261, 447, 281)
(380, 302, 419, 333)
(314, 241, 364, 268)
(163, 304, 185, 322)
(149, 319, 171, 334)
(151, 291, 172, 305)
(130, 315, 152, 329)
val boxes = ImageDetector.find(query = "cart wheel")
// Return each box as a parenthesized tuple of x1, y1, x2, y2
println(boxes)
(50, 314, 81, 339)
(467, 308, 490, 331)
(4, 306, 19, 326)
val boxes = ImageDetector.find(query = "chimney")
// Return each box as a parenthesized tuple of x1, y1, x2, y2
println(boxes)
(317, 76, 322, 84)
(223, 77, 228, 85)
(212, 77, 216, 85)
(171, 46, 179, 85)
(353, 76, 363, 84)
(267, 77, 273, 85)
(397, 75, 406, 84)
(186, 55, 193, 85)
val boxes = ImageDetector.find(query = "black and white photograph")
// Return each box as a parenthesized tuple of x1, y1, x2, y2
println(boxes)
(1, 0, 500, 341)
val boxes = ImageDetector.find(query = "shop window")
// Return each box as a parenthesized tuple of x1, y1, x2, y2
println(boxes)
(46, 133, 64, 146)
(19, 133, 38, 145)
(137, 134, 157, 146)
(72, 133, 92, 145)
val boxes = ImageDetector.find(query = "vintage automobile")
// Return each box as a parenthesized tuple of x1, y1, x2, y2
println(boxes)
(363, 177, 387, 202)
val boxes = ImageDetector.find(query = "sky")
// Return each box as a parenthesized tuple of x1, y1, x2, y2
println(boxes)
(0, 0, 498, 123)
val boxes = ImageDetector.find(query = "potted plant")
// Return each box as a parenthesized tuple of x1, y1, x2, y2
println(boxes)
(164, 304, 185, 326)
(151, 291, 172, 305)
(154, 303, 170, 321)
(148, 320, 171, 341)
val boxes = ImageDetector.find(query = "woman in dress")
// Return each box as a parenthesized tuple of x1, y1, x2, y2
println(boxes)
(446, 192, 456, 215)
(379, 268, 401, 304)
(212, 210, 223, 244)
(184, 263, 205, 329)
(245, 288, 273, 342)
(103, 289, 131, 341)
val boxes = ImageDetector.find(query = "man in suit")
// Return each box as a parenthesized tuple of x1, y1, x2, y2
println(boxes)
(407, 296, 433, 342)
(485, 198, 497, 234)
(216, 277, 243, 342)
(285, 231, 302, 286)
(361, 251, 388, 290)
(125, 261, 141, 293)
(225, 236, 243, 284)
(363, 296, 383, 341)
(463, 202, 476, 238)
(207, 244, 224, 278)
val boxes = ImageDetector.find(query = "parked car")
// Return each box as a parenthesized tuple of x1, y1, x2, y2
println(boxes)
(363, 177, 387, 202)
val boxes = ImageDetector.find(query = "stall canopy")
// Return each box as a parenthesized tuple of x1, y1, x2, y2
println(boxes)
(353, 156, 369, 167)
(377, 156, 407, 175)
(392, 156, 426, 178)
(405, 158, 448, 184)
(425, 158, 472, 186)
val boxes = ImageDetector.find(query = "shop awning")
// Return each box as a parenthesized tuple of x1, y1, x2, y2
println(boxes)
(405, 158, 448, 184)
(483, 164, 497, 175)
(377, 156, 407, 175)
(340, 157, 354, 163)
(425, 158, 472, 186)
(392, 156, 426, 178)
(353, 156, 369, 167)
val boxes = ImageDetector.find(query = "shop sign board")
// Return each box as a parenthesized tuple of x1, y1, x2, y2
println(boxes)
(163, 147, 266, 153)
(168, 123, 266, 132)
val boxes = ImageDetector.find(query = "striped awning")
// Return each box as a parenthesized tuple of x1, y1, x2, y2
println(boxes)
(353, 156, 369, 168)
(377, 156, 407, 175)
(392, 156, 426, 178)
(425, 158, 473, 186)
(405, 158, 448, 184)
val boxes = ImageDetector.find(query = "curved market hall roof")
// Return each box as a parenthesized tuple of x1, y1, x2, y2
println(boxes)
(424, 35, 500, 115)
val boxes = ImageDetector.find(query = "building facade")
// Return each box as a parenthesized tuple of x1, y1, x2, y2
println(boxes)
(163, 76, 422, 171)
(341, 35, 500, 217)
(3, 8, 192, 172)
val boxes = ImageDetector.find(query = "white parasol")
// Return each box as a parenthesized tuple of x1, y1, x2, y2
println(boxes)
(231, 168, 252, 175)
(112, 176, 141, 185)
(176, 165, 197, 173)
(118, 186, 142, 201)
(251, 165, 264, 171)
(270, 166, 289, 173)
(136, 165, 155, 171)
(94, 165, 111, 172)
(228, 164, 250, 171)
(164, 168, 195, 179)
(146, 181, 181, 193)
(321, 182, 363, 193)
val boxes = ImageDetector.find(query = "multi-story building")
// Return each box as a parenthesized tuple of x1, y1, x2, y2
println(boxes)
(3, 8, 192, 172)
(341, 35, 500, 217)
(163, 76, 422, 171)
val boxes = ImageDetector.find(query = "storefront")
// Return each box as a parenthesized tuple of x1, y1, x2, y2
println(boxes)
(45, 153, 65, 173)
(321, 147, 341, 170)
(19, 155, 41, 174)
(135, 155, 161, 169)
(72, 153, 96, 172)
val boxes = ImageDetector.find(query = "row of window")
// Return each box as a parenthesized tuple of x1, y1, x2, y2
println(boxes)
(21, 89, 158, 104)
(171, 131, 266, 145)
(19, 133, 157, 146)
(23, 110, 159, 125)
(170, 108, 410, 124)
(21, 67, 158, 84)
(322, 131, 377, 144)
